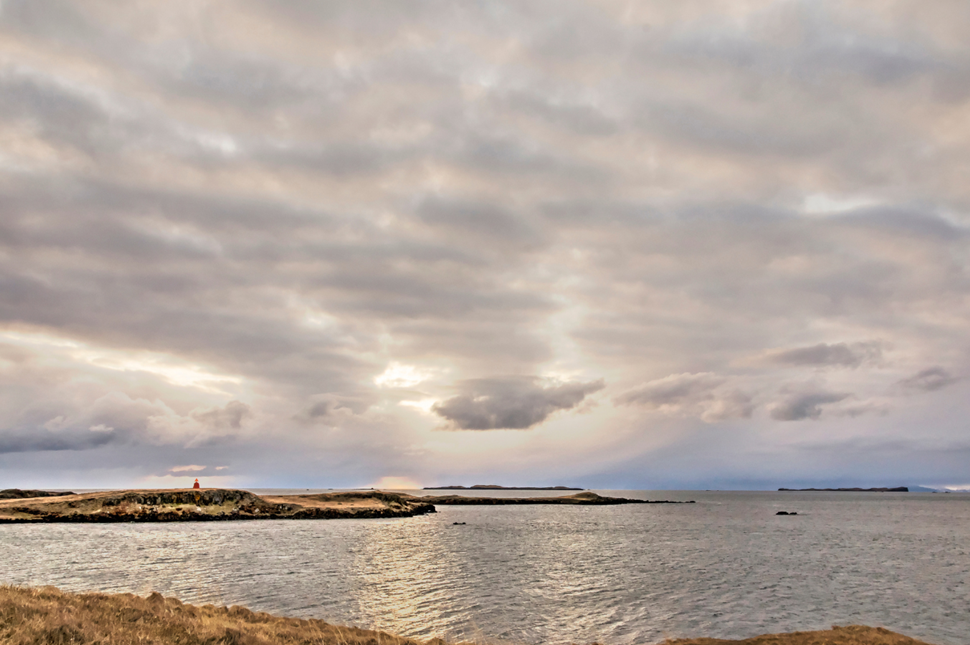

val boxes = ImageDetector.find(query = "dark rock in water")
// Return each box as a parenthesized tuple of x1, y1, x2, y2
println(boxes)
(776, 511, 789, 515)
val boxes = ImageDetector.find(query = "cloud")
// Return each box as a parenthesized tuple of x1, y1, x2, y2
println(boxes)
(897, 367, 960, 392)
(432, 377, 604, 430)
(615, 373, 754, 422)
(0, 1, 969, 487)
(191, 400, 252, 431)
(763, 342, 885, 368)
(769, 389, 852, 421)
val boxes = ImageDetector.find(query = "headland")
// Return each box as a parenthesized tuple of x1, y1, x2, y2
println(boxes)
(417, 491, 693, 505)
(0, 585, 937, 645)
(424, 484, 583, 490)
(0, 489, 435, 523)
(0, 489, 680, 523)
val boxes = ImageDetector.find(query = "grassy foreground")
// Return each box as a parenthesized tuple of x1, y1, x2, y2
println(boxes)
(0, 586, 936, 645)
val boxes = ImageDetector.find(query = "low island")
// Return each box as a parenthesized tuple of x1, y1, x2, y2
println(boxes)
(0, 489, 691, 523)
(778, 487, 909, 492)
(0, 585, 937, 645)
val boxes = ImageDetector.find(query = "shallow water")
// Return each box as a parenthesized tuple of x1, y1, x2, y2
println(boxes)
(1, 490, 967, 645)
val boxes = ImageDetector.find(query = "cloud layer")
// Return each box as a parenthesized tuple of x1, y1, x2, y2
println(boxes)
(0, 1, 968, 488)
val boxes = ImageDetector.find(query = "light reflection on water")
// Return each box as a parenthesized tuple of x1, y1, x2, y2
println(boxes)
(1, 491, 968, 645)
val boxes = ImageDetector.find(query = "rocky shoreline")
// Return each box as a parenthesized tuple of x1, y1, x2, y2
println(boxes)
(0, 489, 436, 524)
(0, 489, 680, 523)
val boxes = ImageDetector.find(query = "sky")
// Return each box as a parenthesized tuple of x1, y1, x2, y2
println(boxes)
(1, 0, 968, 491)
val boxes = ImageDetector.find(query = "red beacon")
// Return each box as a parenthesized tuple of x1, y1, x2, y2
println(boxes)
(193, 478, 200, 489)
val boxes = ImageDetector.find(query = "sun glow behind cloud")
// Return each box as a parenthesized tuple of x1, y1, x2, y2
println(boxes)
(375, 363, 435, 388)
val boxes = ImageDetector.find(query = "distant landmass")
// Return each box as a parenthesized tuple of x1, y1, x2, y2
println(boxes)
(424, 484, 583, 490)
(0, 489, 75, 499)
(779, 487, 909, 492)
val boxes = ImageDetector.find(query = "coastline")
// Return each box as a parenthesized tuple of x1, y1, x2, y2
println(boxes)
(0, 489, 683, 523)
(0, 586, 936, 645)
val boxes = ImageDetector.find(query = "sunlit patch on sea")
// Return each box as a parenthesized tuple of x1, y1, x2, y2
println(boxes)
(1, 490, 967, 645)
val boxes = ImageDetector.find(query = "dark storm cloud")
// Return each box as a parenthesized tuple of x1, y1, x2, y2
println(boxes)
(898, 368, 960, 393)
(770, 390, 852, 421)
(432, 377, 604, 430)
(765, 342, 885, 368)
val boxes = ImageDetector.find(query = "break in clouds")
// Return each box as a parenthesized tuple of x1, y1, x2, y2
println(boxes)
(0, 1, 969, 489)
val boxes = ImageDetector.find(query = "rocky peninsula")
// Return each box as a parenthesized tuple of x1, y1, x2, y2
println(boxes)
(0, 489, 436, 523)
(0, 489, 676, 523)
(424, 484, 583, 490)
(0, 586, 936, 645)
(416, 491, 693, 505)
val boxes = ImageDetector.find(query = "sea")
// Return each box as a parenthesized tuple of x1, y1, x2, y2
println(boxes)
(1, 490, 967, 645)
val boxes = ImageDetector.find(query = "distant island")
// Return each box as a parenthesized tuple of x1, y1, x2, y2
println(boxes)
(778, 487, 909, 492)
(424, 485, 583, 490)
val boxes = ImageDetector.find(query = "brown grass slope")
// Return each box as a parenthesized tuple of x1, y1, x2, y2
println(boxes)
(0, 585, 438, 645)
(0, 586, 936, 645)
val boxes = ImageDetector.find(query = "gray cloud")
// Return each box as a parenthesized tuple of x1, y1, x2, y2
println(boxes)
(192, 401, 252, 431)
(764, 342, 885, 368)
(432, 377, 604, 430)
(898, 367, 960, 392)
(615, 373, 754, 422)
(0, 428, 118, 455)
(770, 390, 852, 421)
(0, 1, 968, 487)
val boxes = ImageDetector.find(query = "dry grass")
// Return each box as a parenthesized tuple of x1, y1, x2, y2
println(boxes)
(0, 585, 436, 645)
(0, 586, 937, 645)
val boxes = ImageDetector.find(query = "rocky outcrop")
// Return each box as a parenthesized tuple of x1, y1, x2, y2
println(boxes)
(0, 489, 435, 524)
(0, 489, 75, 499)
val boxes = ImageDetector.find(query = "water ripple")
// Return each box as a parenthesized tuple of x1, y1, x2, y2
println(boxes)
(1, 492, 968, 645)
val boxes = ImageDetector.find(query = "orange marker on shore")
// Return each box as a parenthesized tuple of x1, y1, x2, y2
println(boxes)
(193, 478, 200, 489)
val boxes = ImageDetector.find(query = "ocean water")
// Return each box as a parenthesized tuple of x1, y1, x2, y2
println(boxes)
(1, 490, 967, 645)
